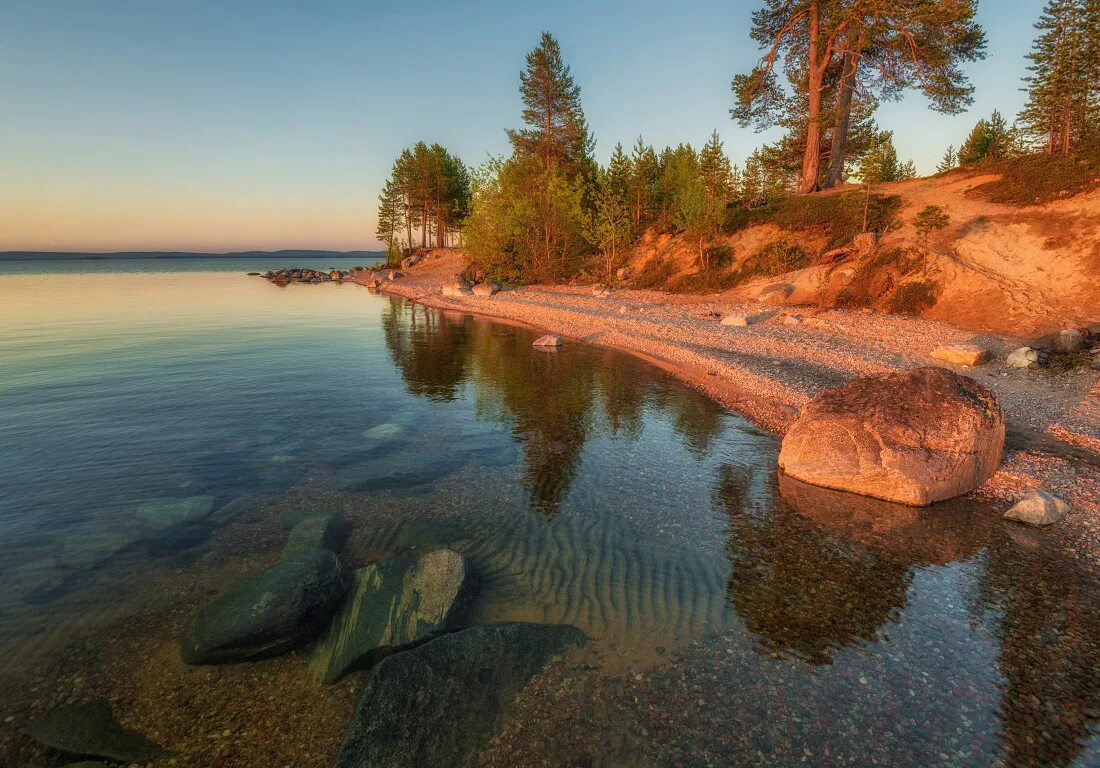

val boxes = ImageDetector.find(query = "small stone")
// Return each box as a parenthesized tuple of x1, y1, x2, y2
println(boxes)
(1006, 347, 1040, 369)
(929, 344, 991, 367)
(782, 314, 804, 326)
(1004, 489, 1069, 527)
(720, 310, 777, 327)
(533, 335, 562, 348)
(471, 281, 499, 296)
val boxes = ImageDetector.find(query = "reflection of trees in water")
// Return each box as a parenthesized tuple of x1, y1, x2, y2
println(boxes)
(718, 465, 912, 664)
(382, 297, 728, 518)
(972, 539, 1100, 768)
(381, 297, 471, 401)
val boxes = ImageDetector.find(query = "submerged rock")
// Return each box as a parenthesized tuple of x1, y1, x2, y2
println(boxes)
(180, 551, 348, 665)
(1004, 489, 1069, 526)
(333, 622, 586, 768)
(778, 367, 1005, 506)
(532, 334, 562, 347)
(930, 344, 991, 367)
(281, 510, 349, 559)
(310, 549, 473, 684)
(137, 496, 215, 529)
(25, 700, 170, 763)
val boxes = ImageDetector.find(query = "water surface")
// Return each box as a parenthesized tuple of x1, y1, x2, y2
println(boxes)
(0, 265, 1096, 767)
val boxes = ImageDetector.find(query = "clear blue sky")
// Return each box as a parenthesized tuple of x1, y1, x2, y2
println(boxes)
(0, 0, 1044, 251)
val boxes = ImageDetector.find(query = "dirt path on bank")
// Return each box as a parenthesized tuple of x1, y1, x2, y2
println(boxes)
(358, 251, 1100, 566)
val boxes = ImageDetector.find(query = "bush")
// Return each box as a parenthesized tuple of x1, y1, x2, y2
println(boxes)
(913, 205, 950, 238)
(968, 148, 1100, 205)
(723, 192, 903, 249)
(632, 256, 676, 289)
(743, 239, 811, 278)
(887, 280, 940, 314)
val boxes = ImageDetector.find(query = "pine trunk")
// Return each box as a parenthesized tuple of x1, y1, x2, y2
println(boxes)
(824, 52, 858, 188)
(800, 3, 824, 194)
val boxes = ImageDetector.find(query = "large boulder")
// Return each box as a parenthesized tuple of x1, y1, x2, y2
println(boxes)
(778, 367, 1005, 506)
(333, 622, 586, 768)
(180, 551, 348, 664)
(310, 549, 473, 683)
(25, 700, 171, 763)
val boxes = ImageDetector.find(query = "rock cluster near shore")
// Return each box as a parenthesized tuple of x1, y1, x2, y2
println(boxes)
(779, 367, 1005, 506)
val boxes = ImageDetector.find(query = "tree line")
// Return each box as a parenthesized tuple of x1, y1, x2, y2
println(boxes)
(376, 2, 1099, 279)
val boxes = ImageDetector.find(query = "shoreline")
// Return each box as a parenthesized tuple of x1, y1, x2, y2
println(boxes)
(355, 255, 1100, 566)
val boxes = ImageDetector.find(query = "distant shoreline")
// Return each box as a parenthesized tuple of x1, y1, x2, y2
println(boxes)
(0, 250, 383, 262)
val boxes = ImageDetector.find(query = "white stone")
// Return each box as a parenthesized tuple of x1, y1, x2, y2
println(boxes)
(1006, 347, 1040, 368)
(1004, 489, 1069, 526)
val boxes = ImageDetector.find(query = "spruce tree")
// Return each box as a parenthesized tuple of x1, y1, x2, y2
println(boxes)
(958, 118, 992, 165)
(699, 130, 734, 201)
(628, 137, 659, 226)
(375, 177, 405, 256)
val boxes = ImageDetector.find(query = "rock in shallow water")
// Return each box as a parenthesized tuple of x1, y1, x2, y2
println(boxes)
(333, 622, 586, 768)
(1004, 489, 1069, 526)
(310, 549, 473, 683)
(532, 334, 562, 347)
(778, 367, 1005, 506)
(25, 700, 170, 763)
(281, 510, 349, 559)
(137, 495, 215, 529)
(180, 551, 348, 664)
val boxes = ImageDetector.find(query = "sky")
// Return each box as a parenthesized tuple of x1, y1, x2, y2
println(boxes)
(1, 0, 1046, 252)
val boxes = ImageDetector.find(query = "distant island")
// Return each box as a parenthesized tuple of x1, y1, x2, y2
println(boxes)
(0, 250, 384, 262)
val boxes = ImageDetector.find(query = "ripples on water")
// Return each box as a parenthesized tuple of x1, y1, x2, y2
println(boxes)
(0, 267, 1096, 767)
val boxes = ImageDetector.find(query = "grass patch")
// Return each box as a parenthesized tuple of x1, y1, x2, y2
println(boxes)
(886, 280, 940, 314)
(724, 191, 903, 249)
(743, 239, 811, 278)
(968, 148, 1100, 205)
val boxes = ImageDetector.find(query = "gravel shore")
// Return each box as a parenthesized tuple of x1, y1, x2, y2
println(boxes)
(361, 256, 1100, 567)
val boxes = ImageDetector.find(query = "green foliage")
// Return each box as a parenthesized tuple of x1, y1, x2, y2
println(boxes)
(936, 145, 959, 173)
(858, 131, 915, 184)
(968, 147, 1100, 204)
(913, 205, 951, 238)
(464, 155, 590, 284)
(379, 143, 470, 251)
(1018, 0, 1099, 154)
(958, 111, 1017, 166)
(583, 172, 634, 279)
(742, 239, 810, 279)
(726, 191, 902, 250)
(507, 31, 593, 174)
(887, 280, 941, 314)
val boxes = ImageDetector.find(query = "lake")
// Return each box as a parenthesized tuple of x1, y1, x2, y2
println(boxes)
(0, 261, 1096, 767)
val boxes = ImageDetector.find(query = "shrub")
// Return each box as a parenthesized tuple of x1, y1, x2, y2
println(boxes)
(887, 280, 940, 314)
(913, 205, 950, 239)
(968, 148, 1100, 205)
(744, 239, 811, 278)
(632, 256, 676, 289)
(723, 192, 903, 250)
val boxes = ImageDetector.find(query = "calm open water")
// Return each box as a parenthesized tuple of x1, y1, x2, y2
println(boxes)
(0, 261, 1096, 767)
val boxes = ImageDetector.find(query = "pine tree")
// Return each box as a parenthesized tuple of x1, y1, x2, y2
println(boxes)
(858, 130, 901, 184)
(985, 110, 1013, 160)
(1018, 0, 1098, 153)
(937, 145, 958, 173)
(375, 177, 405, 256)
(628, 137, 659, 226)
(958, 118, 992, 165)
(506, 31, 591, 173)
(605, 142, 632, 201)
(732, 1, 985, 194)
(699, 130, 734, 201)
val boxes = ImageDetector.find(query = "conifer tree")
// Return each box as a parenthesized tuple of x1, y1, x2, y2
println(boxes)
(957, 118, 992, 165)
(375, 177, 405, 257)
(699, 130, 734, 201)
(937, 145, 958, 173)
(506, 31, 591, 174)
(628, 137, 660, 226)
(1019, 0, 1099, 153)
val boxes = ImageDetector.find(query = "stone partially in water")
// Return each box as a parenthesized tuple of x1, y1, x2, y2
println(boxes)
(778, 367, 1005, 505)
(1004, 489, 1069, 526)
(137, 496, 215, 529)
(25, 700, 170, 763)
(281, 510, 349, 559)
(58, 523, 146, 570)
(310, 549, 473, 684)
(533, 335, 562, 347)
(180, 551, 348, 665)
(363, 422, 404, 442)
(207, 492, 260, 526)
(333, 622, 586, 768)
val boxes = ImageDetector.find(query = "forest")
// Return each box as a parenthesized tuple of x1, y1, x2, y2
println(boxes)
(376, 0, 1100, 284)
